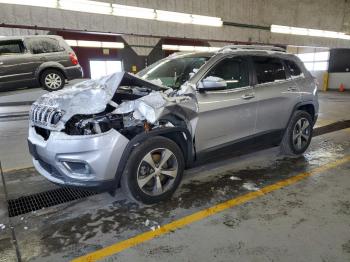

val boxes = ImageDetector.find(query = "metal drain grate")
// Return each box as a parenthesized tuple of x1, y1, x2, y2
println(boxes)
(8, 187, 98, 217)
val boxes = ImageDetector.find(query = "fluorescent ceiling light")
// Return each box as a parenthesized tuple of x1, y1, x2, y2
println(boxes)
(162, 44, 220, 52)
(290, 27, 308, 36)
(0, 0, 57, 8)
(77, 40, 101, 47)
(271, 24, 350, 40)
(101, 42, 124, 48)
(191, 15, 223, 27)
(112, 4, 155, 20)
(156, 10, 192, 23)
(65, 40, 78, 46)
(59, 0, 111, 15)
(0, 0, 223, 27)
(65, 39, 124, 49)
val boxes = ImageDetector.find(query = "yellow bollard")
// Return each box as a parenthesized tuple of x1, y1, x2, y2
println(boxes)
(322, 72, 329, 92)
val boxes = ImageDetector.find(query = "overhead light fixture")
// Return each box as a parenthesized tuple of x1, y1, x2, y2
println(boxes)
(65, 39, 124, 49)
(271, 24, 350, 40)
(65, 40, 78, 46)
(191, 15, 223, 27)
(101, 42, 124, 48)
(0, 0, 223, 27)
(0, 0, 57, 8)
(156, 10, 192, 24)
(59, 0, 111, 15)
(162, 44, 220, 52)
(112, 4, 155, 20)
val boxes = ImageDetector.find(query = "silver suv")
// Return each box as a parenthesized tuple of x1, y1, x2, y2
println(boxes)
(28, 45, 318, 204)
(0, 35, 82, 91)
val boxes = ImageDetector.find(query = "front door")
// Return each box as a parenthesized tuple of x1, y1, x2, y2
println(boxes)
(195, 56, 258, 152)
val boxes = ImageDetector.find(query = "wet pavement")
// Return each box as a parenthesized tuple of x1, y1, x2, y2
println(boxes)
(0, 127, 349, 261)
(0, 91, 349, 261)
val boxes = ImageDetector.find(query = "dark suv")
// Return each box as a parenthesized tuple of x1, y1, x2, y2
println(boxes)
(0, 35, 82, 91)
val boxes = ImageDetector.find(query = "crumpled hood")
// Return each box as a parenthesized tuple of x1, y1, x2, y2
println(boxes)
(30, 71, 198, 135)
(35, 73, 123, 117)
(31, 72, 169, 130)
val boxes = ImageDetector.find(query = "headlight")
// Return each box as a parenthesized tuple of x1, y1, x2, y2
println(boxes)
(136, 101, 156, 123)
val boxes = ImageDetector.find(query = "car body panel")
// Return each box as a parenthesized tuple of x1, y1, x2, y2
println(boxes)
(27, 48, 318, 189)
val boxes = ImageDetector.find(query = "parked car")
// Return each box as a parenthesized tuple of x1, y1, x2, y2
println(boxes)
(28, 45, 318, 204)
(0, 35, 82, 91)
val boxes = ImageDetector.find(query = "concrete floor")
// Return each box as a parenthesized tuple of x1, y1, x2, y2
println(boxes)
(0, 91, 349, 262)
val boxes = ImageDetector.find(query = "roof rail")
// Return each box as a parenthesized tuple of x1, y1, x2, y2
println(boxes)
(219, 45, 286, 53)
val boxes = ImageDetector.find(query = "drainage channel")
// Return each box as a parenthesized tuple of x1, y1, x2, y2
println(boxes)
(7, 187, 98, 217)
(4, 119, 350, 218)
(313, 119, 350, 137)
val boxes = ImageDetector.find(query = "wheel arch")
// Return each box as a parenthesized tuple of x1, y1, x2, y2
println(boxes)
(37, 65, 67, 86)
(115, 127, 194, 187)
(296, 103, 315, 122)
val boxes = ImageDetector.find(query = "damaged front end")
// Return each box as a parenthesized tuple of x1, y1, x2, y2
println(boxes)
(28, 72, 198, 187)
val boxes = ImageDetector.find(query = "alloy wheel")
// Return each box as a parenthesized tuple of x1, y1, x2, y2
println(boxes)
(292, 117, 311, 150)
(45, 73, 62, 90)
(137, 148, 179, 196)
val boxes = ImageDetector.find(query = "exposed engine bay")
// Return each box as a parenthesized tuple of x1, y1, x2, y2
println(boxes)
(30, 72, 198, 141)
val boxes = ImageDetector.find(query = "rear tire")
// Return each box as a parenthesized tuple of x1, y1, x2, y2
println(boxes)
(121, 136, 184, 204)
(280, 110, 313, 156)
(40, 69, 65, 91)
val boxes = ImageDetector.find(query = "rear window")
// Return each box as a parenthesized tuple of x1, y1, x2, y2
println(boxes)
(252, 56, 286, 84)
(26, 37, 65, 54)
(285, 59, 303, 77)
(0, 40, 24, 55)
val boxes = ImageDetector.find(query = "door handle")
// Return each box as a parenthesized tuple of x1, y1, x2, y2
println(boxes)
(241, 93, 255, 100)
(287, 87, 297, 91)
(0, 62, 3, 65)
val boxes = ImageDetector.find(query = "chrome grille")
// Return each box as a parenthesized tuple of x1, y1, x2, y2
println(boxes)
(30, 104, 62, 127)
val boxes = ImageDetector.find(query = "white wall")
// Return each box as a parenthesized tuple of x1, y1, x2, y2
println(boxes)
(328, 73, 350, 90)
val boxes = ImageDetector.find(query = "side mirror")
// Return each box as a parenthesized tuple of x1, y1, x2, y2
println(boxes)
(198, 76, 227, 92)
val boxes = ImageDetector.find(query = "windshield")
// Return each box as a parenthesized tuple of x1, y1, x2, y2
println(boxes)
(138, 55, 210, 89)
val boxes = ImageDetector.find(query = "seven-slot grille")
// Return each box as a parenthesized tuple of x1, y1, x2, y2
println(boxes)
(30, 104, 62, 126)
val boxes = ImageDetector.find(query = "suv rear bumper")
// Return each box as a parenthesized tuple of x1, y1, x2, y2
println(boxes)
(28, 126, 129, 188)
(65, 65, 83, 80)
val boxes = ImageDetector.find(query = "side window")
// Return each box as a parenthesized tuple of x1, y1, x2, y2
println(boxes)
(205, 57, 249, 89)
(27, 38, 64, 54)
(0, 41, 24, 55)
(252, 56, 286, 84)
(285, 60, 303, 78)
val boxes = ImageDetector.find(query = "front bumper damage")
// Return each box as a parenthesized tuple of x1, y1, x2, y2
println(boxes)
(28, 127, 129, 188)
(28, 72, 198, 188)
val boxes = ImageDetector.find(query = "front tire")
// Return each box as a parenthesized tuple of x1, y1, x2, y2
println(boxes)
(121, 136, 185, 204)
(40, 69, 65, 91)
(280, 110, 313, 156)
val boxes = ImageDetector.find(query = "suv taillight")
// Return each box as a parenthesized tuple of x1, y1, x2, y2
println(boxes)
(69, 52, 79, 65)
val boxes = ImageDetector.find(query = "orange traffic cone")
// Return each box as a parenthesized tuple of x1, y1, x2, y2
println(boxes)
(339, 83, 345, 92)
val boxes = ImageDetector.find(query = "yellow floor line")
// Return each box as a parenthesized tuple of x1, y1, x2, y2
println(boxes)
(72, 155, 350, 262)
(1, 165, 33, 174)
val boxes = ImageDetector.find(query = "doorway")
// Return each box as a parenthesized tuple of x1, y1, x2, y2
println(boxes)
(89, 60, 123, 79)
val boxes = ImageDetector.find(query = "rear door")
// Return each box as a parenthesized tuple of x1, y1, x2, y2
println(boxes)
(251, 55, 302, 135)
(195, 56, 258, 152)
(0, 40, 35, 87)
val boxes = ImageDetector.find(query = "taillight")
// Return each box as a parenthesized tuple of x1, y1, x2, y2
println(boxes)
(69, 52, 79, 65)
